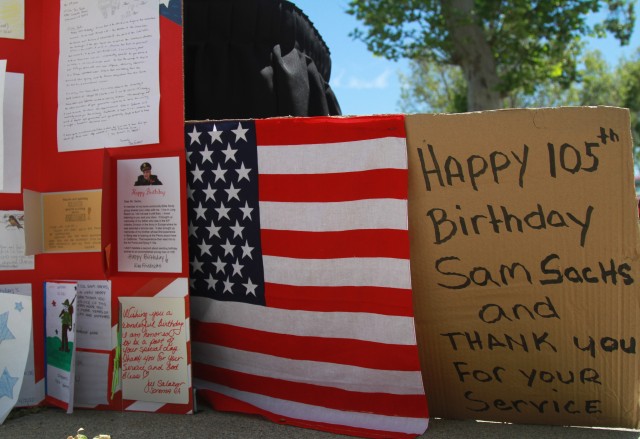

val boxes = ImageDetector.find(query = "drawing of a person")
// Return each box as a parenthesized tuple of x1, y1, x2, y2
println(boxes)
(134, 162, 163, 186)
(59, 298, 75, 352)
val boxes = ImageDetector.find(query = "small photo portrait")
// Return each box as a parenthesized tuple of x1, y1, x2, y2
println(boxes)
(134, 162, 163, 186)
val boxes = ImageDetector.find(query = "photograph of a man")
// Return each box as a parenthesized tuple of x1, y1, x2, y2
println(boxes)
(134, 162, 163, 186)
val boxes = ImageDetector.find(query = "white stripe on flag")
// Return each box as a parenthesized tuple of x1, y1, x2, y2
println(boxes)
(262, 256, 412, 289)
(124, 401, 165, 412)
(193, 343, 425, 395)
(257, 137, 408, 174)
(155, 278, 189, 298)
(259, 199, 408, 231)
(190, 297, 418, 345)
(194, 380, 429, 435)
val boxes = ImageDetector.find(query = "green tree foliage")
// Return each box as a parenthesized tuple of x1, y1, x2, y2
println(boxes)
(347, 0, 635, 111)
(399, 49, 640, 162)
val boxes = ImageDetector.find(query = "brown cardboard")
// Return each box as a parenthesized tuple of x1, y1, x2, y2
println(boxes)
(406, 107, 640, 427)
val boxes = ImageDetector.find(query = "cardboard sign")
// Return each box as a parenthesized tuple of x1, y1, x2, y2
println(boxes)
(406, 107, 640, 427)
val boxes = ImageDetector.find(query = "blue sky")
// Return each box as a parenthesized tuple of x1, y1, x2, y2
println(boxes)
(290, 1, 640, 116)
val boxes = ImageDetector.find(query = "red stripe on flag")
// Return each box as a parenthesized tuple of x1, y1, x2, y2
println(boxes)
(194, 363, 428, 418)
(198, 389, 423, 439)
(258, 169, 408, 202)
(255, 115, 406, 145)
(264, 283, 415, 316)
(191, 322, 422, 371)
(260, 229, 410, 259)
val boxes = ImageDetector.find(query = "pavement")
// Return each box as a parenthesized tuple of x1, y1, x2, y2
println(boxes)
(2, 403, 640, 439)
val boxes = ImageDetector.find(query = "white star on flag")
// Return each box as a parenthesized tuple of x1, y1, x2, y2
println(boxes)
(188, 126, 201, 145)
(212, 256, 226, 273)
(205, 274, 217, 290)
(236, 162, 251, 182)
(222, 143, 238, 163)
(214, 202, 231, 221)
(203, 183, 217, 202)
(212, 163, 227, 182)
(188, 221, 199, 238)
(225, 182, 241, 202)
(239, 201, 253, 220)
(191, 163, 204, 183)
(223, 277, 234, 294)
(231, 258, 244, 277)
(240, 240, 254, 259)
(201, 146, 214, 164)
(193, 202, 207, 221)
(221, 239, 235, 257)
(206, 221, 222, 239)
(209, 124, 223, 143)
(230, 220, 245, 239)
(232, 122, 249, 142)
(198, 239, 212, 256)
(190, 257, 204, 274)
(243, 278, 258, 296)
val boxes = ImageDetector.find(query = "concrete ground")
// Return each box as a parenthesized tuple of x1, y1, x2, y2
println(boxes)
(2, 404, 640, 439)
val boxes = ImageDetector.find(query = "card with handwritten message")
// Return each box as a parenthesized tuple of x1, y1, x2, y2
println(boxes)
(0, 211, 33, 270)
(119, 296, 188, 404)
(44, 281, 77, 413)
(116, 156, 182, 273)
(23, 189, 102, 255)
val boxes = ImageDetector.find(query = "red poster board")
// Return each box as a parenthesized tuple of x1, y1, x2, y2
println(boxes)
(0, 0, 190, 413)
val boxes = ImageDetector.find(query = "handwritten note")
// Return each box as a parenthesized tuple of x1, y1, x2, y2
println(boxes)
(57, 0, 159, 151)
(117, 157, 182, 273)
(407, 108, 640, 427)
(75, 281, 111, 351)
(119, 297, 188, 404)
(41, 190, 102, 253)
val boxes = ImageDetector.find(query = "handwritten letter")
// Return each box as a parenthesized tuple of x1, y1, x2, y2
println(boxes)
(75, 281, 112, 350)
(57, 0, 159, 151)
(42, 190, 102, 253)
(117, 157, 182, 273)
(119, 297, 188, 404)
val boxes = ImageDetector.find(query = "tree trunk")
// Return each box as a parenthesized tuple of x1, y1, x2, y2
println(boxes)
(442, 0, 501, 111)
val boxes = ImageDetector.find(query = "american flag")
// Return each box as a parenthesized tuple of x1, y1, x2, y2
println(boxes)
(186, 116, 429, 438)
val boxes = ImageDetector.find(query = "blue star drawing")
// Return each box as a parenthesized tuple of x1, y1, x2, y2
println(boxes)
(0, 367, 19, 399)
(14, 302, 23, 312)
(0, 312, 15, 344)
